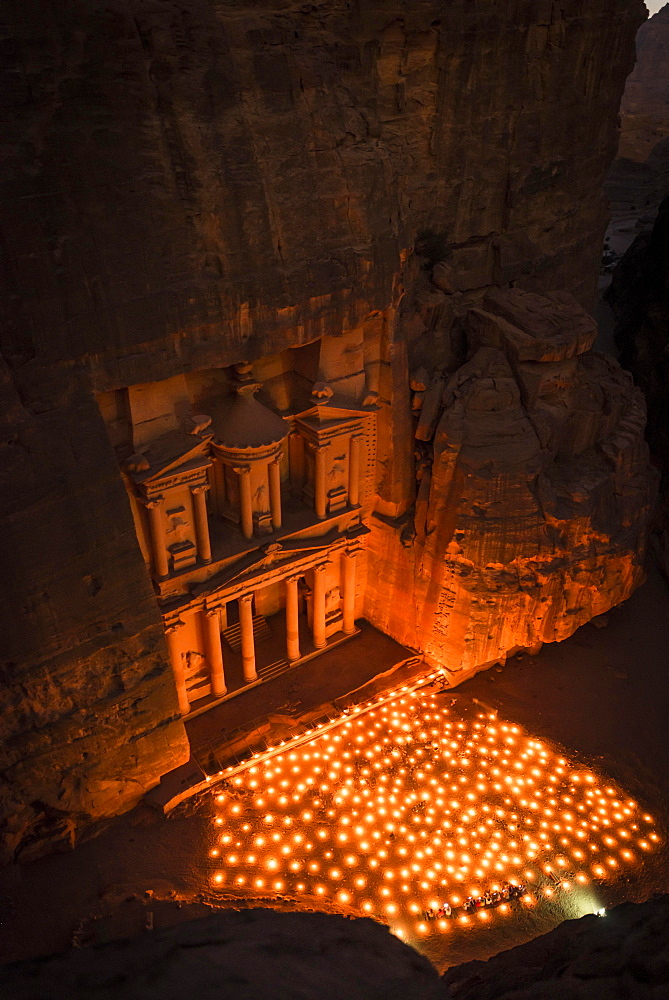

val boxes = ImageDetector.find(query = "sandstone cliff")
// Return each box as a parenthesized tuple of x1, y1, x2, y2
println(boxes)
(606, 4, 669, 219)
(619, 3, 669, 165)
(365, 287, 658, 678)
(607, 194, 669, 576)
(0, 0, 647, 859)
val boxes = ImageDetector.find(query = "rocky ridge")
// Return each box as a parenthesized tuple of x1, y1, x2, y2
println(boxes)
(1, 896, 668, 999)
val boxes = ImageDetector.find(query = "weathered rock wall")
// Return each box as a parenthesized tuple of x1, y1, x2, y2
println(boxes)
(0, 0, 646, 858)
(605, 4, 669, 217)
(607, 194, 669, 576)
(619, 3, 669, 162)
(444, 894, 669, 999)
(365, 288, 658, 679)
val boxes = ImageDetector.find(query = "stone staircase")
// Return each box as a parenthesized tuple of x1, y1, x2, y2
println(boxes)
(222, 614, 272, 652)
(258, 657, 292, 683)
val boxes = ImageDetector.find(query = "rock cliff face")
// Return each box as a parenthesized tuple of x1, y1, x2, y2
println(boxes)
(607, 195, 669, 576)
(606, 4, 669, 218)
(619, 3, 669, 165)
(365, 287, 657, 678)
(0, 0, 648, 859)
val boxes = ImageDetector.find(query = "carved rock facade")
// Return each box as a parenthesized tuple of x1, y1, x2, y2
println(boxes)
(0, 0, 650, 859)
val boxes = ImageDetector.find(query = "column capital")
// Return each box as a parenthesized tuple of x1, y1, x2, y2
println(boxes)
(315, 442, 331, 453)
(191, 483, 210, 495)
(351, 432, 365, 442)
(142, 495, 164, 509)
(205, 607, 220, 619)
(233, 465, 251, 476)
(239, 593, 254, 606)
(165, 618, 185, 635)
(313, 562, 328, 575)
(270, 452, 283, 466)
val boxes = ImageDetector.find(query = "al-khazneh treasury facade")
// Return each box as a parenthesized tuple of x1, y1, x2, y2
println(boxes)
(99, 345, 377, 717)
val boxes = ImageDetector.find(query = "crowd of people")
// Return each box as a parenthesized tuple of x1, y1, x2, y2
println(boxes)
(423, 882, 527, 921)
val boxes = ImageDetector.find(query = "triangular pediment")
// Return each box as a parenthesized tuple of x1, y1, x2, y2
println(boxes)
(128, 429, 211, 484)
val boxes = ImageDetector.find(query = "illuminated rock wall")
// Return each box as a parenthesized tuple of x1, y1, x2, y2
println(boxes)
(365, 289, 658, 679)
(0, 0, 647, 859)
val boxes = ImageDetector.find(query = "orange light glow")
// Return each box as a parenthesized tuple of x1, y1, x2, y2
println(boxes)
(207, 682, 658, 941)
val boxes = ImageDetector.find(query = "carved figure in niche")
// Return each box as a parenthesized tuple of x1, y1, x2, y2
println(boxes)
(185, 650, 207, 676)
(166, 507, 189, 539)
(328, 464, 345, 480)
(325, 586, 341, 612)
(254, 483, 268, 510)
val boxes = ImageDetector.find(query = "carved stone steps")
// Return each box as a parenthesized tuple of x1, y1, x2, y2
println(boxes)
(222, 614, 272, 652)
(258, 658, 292, 683)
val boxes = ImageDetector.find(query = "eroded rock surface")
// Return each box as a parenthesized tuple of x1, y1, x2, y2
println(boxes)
(443, 894, 669, 1000)
(607, 195, 669, 577)
(2, 896, 668, 999)
(0, 909, 447, 1000)
(606, 4, 669, 221)
(366, 289, 658, 680)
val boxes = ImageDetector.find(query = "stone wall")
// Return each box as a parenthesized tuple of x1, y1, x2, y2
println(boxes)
(0, 0, 647, 859)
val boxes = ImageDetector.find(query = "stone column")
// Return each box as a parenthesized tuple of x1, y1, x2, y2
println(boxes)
(342, 550, 357, 635)
(348, 434, 363, 507)
(191, 484, 212, 563)
(204, 608, 227, 697)
(235, 466, 253, 540)
(145, 496, 168, 578)
(165, 620, 190, 716)
(268, 455, 282, 532)
(238, 593, 257, 682)
(285, 575, 301, 661)
(312, 564, 327, 650)
(314, 445, 328, 520)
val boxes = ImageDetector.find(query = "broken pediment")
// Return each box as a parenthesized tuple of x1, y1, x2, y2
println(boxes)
(124, 428, 212, 486)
